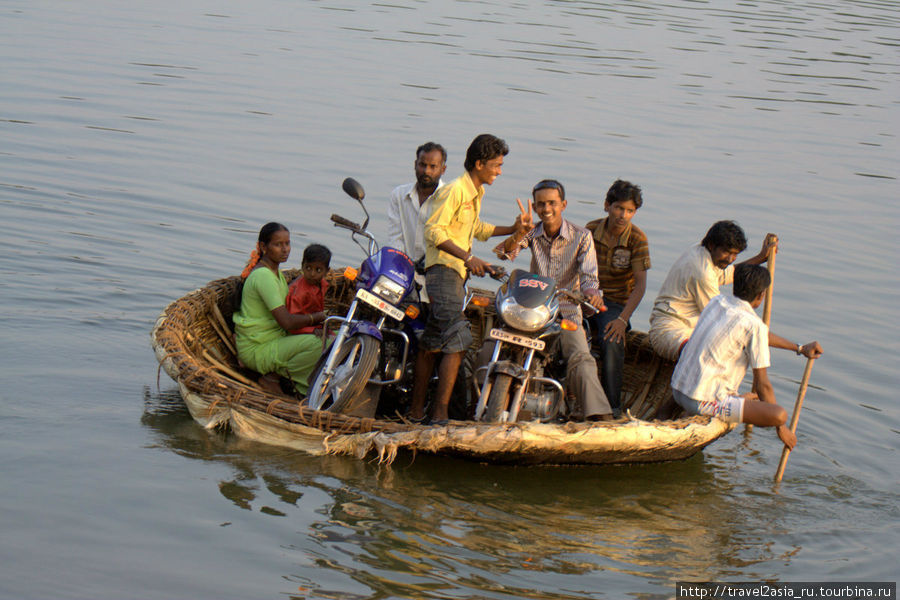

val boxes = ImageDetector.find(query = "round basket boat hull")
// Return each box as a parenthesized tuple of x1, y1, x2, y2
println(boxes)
(150, 273, 734, 465)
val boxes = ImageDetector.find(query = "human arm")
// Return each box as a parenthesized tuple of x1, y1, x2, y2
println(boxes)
(488, 198, 535, 239)
(738, 233, 778, 267)
(768, 331, 824, 359)
(271, 305, 326, 332)
(436, 240, 495, 277)
(281, 279, 328, 332)
(386, 187, 404, 250)
(250, 269, 327, 333)
(493, 200, 535, 260)
(603, 269, 647, 343)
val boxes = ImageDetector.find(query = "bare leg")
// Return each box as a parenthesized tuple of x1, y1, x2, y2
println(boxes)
(408, 348, 437, 421)
(742, 400, 788, 427)
(430, 351, 463, 422)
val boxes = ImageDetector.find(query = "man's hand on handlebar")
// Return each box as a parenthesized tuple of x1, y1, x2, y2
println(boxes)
(465, 255, 494, 277)
(584, 290, 605, 311)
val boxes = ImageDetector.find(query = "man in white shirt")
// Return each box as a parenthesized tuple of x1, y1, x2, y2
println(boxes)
(671, 264, 821, 450)
(386, 142, 447, 302)
(650, 221, 774, 360)
(650, 221, 822, 364)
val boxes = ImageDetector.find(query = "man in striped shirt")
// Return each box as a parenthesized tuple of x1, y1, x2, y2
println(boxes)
(494, 179, 613, 421)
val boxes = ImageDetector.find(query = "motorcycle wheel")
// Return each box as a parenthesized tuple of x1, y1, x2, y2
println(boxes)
(306, 334, 381, 413)
(484, 373, 513, 422)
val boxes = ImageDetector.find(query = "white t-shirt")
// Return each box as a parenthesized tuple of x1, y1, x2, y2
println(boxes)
(651, 243, 734, 330)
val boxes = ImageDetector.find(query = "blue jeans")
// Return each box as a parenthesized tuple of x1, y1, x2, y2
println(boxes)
(589, 301, 628, 412)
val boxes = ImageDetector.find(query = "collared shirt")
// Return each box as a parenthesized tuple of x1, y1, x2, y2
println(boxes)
(386, 178, 445, 263)
(285, 275, 328, 335)
(424, 171, 496, 279)
(493, 219, 599, 320)
(671, 293, 770, 403)
(651, 243, 734, 330)
(585, 216, 651, 304)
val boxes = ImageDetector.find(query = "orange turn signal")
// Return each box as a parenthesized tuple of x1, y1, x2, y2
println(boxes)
(470, 295, 490, 307)
(560, 319, 577, 331)
(405, 305, 420, 319)
(343, 267, 358, 281)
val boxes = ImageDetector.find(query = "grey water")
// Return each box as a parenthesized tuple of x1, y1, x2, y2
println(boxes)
(1, 1, 898, 598)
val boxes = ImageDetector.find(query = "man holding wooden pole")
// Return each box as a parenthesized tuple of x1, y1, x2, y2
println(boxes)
(670, 264, 823, 450)
(649, 221, 820, 362)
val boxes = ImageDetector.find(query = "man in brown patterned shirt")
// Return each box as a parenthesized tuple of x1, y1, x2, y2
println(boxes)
(585, 180, 651, 415)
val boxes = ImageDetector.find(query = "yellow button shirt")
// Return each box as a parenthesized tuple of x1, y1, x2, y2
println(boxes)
(423, 171, 496, 279)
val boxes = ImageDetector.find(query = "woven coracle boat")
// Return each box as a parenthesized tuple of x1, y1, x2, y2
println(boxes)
(150, 271, 734, 465)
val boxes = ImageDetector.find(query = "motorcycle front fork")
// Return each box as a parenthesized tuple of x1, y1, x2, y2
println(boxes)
(473, 341, 536, 422)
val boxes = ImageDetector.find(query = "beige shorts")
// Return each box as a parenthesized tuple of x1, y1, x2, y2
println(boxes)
(648, 314, 691, 361)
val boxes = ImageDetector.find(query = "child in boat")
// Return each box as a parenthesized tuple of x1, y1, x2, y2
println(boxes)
(233, 223, 327, 396)
(584, 180, 651, 416)
(286, 243, 331, 335)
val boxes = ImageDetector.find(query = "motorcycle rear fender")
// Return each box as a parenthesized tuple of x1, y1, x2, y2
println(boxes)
(349, 320, 383, 342)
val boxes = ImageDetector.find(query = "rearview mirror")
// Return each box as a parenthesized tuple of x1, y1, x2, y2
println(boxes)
(342, 177, 365, 202)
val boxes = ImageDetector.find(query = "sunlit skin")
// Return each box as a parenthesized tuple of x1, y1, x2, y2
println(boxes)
(600, 198, 645, 343)
(469, 156, 503, 188)
(605, 199, 637, 236)
(301, 260, 329, 286)
(520, 188, 603, 311)
(414, 149, 446, 201)
(532, 188, 565, 236)
(259, 229, 291, 269)
(709, 246, 742, 270)
(255, 230, 325, 333)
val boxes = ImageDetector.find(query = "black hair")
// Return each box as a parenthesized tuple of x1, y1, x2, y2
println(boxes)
(464, 134, 509, 171)
(233, 222, 289, 313)
(532, 179, 566, 202)
(702, 220, 747, 252)
(259, 221, 289, 244)
(416, 142, 447, 164)
(302, 243, 331, 267)
(733, 264, 771, 302)
(605, 179, 643, 209)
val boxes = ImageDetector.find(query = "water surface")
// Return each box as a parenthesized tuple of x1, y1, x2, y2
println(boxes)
(1, 1, 898, 598)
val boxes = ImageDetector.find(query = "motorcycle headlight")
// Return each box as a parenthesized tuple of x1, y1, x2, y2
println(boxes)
(371, 275, 406, 305)
(498, 297, 553, 332)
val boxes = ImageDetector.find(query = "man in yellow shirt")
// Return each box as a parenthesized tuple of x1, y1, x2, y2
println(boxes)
(408, 134, 532, 425)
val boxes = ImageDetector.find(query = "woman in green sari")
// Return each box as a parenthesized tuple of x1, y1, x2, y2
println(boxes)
(233, 222, 326, 395)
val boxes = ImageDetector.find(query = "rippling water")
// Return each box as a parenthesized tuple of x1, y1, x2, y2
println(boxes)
(1, 1, 898, 598)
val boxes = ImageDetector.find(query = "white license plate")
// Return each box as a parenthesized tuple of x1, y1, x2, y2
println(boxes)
(357, 288, 405, 321)
(489, 328, 545, 350)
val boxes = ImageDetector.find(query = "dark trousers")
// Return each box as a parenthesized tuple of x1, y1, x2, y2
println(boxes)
(589, 301, 628, 412)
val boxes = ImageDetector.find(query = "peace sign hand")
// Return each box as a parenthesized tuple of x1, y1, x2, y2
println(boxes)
(514, 198, 534, 234)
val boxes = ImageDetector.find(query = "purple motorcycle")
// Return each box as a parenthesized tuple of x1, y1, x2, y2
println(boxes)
(305, 178, 419, 413)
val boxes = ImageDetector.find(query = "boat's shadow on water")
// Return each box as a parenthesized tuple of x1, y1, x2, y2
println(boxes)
(140, 386, 826, 598)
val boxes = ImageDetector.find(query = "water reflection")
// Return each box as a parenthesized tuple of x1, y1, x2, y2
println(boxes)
(142, 388, 799, 598)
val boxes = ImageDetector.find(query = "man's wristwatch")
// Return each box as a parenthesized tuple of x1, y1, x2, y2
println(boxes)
(795, 343, 802, 355)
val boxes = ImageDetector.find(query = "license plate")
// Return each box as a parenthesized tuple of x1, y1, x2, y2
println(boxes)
(357, 288, 405, 321)
(489, 328, 545, 350)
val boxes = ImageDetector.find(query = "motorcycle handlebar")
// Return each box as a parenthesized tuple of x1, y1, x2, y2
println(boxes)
(330, 214, 361, 232)
(488, 265, 508, 281)
(559, 289, 607, 314)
